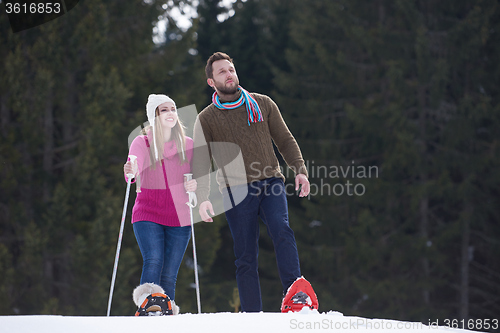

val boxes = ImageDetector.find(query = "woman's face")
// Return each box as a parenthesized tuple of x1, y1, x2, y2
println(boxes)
(157, 101, 177, 129)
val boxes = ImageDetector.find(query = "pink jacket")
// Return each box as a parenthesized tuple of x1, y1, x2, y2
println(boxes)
(126, 135, 194, 227)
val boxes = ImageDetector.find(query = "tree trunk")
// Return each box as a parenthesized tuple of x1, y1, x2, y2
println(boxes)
(420, 196, 430, 305)
(43, 87, 54, 203)
(0, 94, 9, 134)
(418, 74, 430, 305)
(459, 204, 472, 320)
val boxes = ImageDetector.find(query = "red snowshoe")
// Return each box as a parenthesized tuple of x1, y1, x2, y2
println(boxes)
(133, 283, 173, 316)
(281, 277, 319, 313)
(135, 293, 173, 316)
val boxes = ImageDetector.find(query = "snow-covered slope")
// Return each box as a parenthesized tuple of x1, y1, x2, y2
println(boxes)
(0, 310, 484, 333)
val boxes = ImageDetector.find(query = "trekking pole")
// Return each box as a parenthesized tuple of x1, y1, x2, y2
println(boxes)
(184, 173, 201, 314)
(107, 155, 137, 317)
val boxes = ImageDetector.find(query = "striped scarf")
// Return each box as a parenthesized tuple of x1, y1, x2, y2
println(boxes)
(212, 86, 263, 125)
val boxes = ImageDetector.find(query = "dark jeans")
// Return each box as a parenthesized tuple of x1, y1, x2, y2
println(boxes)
(133, 221, 191, 301)
(223, 177, 301, 312)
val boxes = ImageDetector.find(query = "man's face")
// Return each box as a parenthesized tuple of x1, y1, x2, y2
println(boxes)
(208, 59, 239, 95)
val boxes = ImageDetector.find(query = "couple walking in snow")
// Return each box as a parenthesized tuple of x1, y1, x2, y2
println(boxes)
(124, 52, 313, 314)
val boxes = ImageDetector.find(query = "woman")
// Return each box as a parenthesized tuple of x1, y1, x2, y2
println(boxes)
(124, 94, 196, 315)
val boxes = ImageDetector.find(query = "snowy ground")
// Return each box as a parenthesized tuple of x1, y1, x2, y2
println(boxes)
(0, 309, 485, 333)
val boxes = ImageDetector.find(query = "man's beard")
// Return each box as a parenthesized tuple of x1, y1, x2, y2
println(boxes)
(214, 79, 239, 95)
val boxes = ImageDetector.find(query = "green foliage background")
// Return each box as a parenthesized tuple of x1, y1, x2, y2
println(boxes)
(0, 0, 499, 326)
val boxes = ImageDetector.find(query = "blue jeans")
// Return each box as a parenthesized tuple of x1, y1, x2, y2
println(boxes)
(133, 221, 191, 301)
(223, 177, 301, 312)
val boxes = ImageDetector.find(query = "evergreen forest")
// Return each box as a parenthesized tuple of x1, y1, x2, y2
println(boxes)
(0, 0, 499, 327)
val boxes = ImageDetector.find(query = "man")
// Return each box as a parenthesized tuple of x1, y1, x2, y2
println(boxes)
(193, 52, 313, 312)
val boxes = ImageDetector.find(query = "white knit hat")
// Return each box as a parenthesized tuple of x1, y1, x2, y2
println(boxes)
(146, 94, 176, 160)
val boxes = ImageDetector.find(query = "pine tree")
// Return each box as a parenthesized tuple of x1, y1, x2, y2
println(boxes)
(196, 0, 229, 62)
(274, 0, 500, 321)
(0, 0, 204, 315)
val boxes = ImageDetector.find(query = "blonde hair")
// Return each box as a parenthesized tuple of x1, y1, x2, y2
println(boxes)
(143, 107, 187, 165)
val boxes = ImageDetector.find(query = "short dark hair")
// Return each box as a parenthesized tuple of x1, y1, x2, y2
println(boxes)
(205, 52, 233, 79)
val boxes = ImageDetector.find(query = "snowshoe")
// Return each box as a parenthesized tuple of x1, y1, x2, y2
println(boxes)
(281, 277, 319, 313)
(135, 293, 173, 316)
(133, 283, 173, 316)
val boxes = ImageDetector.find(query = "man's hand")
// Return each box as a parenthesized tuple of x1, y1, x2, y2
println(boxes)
(199, 200, 215, 222)
(295, 174, 310, 197)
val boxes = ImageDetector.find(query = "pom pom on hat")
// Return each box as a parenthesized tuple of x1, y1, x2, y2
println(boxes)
(146, 94, 176, 160)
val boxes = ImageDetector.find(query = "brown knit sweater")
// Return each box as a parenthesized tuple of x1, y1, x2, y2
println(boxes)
(192, 91, 308, 203)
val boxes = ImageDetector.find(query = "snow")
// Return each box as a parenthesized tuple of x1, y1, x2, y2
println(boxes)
(0, 310, 484, 333)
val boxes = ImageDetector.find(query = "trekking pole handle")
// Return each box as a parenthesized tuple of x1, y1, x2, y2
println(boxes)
(184, 173, 197, 208)
(127, 155, 137, 179)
